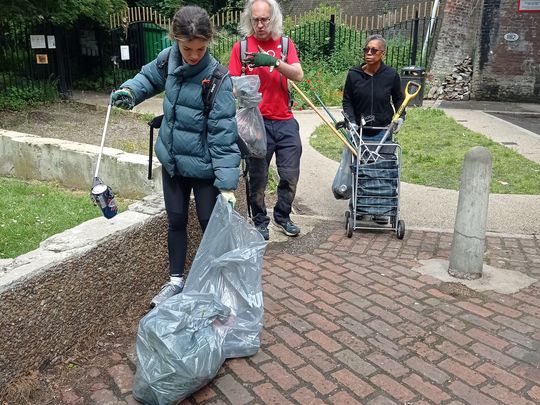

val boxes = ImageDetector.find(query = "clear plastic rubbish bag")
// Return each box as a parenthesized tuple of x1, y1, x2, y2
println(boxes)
(132, 292, 230, 405)
(332, 146, 353, 199)
(184, 195, 267, 358)
(232, 75, 266, 158)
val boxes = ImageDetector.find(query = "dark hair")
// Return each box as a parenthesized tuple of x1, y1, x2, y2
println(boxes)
(365, 34, 387, 51)
(170, 5, 214, 42)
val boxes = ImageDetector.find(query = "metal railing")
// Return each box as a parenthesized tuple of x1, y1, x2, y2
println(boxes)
(0, 2, 440, 100)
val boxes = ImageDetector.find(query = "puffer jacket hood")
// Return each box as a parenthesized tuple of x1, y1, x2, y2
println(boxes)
(121, 45, 240, 190)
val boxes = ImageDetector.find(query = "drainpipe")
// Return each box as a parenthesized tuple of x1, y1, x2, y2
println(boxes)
(421, 0, 440, 63)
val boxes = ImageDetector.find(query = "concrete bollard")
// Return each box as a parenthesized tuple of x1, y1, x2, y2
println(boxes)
(448, 146, 492, 280)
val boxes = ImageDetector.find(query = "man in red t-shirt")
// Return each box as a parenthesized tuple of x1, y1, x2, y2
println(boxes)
(229, 0, 304, 241)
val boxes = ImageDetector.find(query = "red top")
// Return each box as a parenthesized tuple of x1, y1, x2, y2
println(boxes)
(228, 36, 300, 120)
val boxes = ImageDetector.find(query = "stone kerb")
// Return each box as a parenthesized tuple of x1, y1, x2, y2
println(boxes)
(0, 129, 163, 199)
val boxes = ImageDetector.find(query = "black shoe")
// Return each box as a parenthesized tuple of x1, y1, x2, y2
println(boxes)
(256, 225, 269, 240)
(274, 219, 300, 236)
(373, 215, 389, 225)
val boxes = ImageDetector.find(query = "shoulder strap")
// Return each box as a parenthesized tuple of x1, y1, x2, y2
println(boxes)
(202, 63, 229, 117)
(156, 47, 172, 80)
(280, 35, 289, 62)
(240, 38, 248, 75)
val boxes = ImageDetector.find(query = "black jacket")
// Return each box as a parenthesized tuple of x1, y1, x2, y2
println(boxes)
(342, 62, 404, 131)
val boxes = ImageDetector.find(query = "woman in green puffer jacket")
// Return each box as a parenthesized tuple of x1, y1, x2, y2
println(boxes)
(111, 5, 241, 307)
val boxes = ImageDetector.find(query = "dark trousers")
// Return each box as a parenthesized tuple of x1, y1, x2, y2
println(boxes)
(161, 167, 219, 277)
(248, 118, 302, 227)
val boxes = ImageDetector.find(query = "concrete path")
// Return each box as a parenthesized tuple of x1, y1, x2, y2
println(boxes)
(294, 105, 540, 236)
(72, 91, 540, 236)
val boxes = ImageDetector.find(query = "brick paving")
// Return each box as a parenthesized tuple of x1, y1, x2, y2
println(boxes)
(39, 223, 540, 404)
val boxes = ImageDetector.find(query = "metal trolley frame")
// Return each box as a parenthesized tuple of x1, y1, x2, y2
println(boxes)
(345, 124, 405, 239)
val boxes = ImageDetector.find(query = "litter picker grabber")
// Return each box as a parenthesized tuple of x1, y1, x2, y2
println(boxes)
(313, 91, 382, 163)
(289, 81, 357, 157)
(375, 81, 421, 154)
(313, 91, 351, 141)
(90, 92, 118, 219)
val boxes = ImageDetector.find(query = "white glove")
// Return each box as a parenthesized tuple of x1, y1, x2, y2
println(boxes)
(220, 189, 236, 207)
(394, 117, 404, 133)
(349, 122, 359, 133)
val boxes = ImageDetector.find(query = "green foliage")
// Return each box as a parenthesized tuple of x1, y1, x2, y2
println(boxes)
(0, 84, 59, 111)
(1, 0, 127, 25)
(133, 0, 237, 17)
(0, 177, 128, 259)
(310, 108, 540, 195)
(284, 5, 341, 30)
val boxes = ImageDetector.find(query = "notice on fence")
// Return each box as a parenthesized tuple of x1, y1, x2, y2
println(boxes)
(36, 54, 48, 64)
(518, 0, 540, 11)
(47, 35, 56, 49)
(120, 45, 130, 61)
(30, 35, 46, 49)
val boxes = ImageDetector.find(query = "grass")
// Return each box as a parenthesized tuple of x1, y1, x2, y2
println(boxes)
(0, 177, 130, 259)
(310, 107, 540, 195)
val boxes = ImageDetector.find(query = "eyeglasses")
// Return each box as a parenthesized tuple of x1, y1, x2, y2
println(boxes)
(251, 17, 271, 25)
(363, 47, 383, 55)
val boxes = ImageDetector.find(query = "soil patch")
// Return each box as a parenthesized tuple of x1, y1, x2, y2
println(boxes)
(0, 101, 152, 155)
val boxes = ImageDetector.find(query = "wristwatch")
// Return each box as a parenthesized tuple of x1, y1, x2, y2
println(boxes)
(275, 59, 281, 68)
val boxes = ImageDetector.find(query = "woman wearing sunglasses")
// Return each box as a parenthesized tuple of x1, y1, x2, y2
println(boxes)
(342, 34, 405, 225)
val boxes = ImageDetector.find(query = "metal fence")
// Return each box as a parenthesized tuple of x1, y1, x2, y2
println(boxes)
(0, 3, 439, 100)
(211, 11, 439, 71)
(0, 20, 70, 98)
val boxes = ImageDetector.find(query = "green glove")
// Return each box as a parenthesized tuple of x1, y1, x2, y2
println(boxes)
(244, 52, 278, 67)
(111, 88, 134, 110)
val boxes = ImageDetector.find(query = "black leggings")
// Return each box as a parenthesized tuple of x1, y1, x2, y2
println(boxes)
(162, 167, 219, 277)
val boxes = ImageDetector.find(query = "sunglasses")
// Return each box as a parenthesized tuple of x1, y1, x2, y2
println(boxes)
(363, 47, 383, 55)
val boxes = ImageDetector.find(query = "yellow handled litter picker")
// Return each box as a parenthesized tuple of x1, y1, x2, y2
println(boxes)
(374, 81, 421, 154)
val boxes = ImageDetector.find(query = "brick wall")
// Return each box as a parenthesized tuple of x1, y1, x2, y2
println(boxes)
(429, 0, 482, 78)
(430, 0, 539, 101)
(471, 0, 540, 101)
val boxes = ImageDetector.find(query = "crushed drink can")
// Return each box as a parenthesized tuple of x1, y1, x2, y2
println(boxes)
(91, 183, 118, 219)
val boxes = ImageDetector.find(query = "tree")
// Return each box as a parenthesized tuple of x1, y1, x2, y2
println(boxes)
(0, 0, 127, 25)
(129, 0, 244, 17)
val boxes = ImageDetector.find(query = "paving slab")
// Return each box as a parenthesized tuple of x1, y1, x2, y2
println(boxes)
(23, 225, 540, 404)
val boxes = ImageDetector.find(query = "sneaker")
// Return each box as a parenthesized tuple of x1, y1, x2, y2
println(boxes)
(256, 225, 269, 241)
(274, 219, 300, 237)
(150, 281, 184, 307)
(373, 215, 389, 225)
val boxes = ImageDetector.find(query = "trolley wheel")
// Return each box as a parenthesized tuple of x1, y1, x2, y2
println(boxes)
(345, 211, 353, 238)
(396, 220, 405, 239)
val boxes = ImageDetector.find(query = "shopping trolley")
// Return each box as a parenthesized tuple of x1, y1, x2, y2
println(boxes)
(343, 121, 405, 239)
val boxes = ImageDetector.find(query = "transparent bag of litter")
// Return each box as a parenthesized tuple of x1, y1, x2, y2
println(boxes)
(132, 292, 230, 405)
(232, 75, 266, 158)
(184, 195, 267, 358)
(332, 146, 353, 200)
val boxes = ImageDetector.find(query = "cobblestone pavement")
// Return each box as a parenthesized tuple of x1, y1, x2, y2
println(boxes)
(29, 222, 540, 405)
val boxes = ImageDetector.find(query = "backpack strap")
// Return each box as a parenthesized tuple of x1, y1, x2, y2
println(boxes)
(201, 63, 229, 117)
(240, 37, 248, 75)
(280, 35, 289, 62)
(156, 47, 171, 81)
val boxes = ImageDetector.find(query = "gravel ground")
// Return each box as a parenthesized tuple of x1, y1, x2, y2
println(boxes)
(0, 101, 153, 155)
